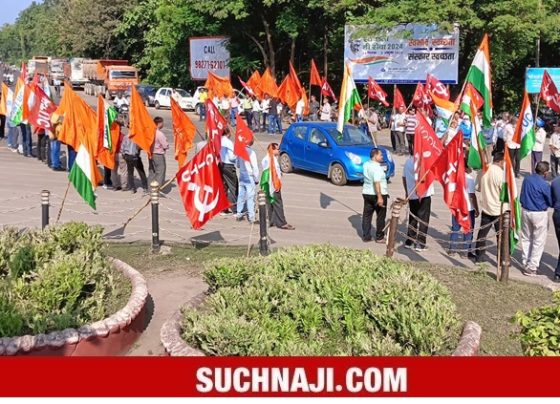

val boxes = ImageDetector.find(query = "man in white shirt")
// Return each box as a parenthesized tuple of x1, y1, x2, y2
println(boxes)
(504, 115, 520, 177)
(220, 129, 238, 215)
(495, 112, 510, 154)
(295, 98, 305, 122)
(390, 106, 406, 155)
(550, 125, 560, 177)
(402, 152, 435, 251)
(261, 95, 271, 132)
(236, 140, 260, 224)
(230, 96, 240, 126)
(113, 92, 129, 109)
(320, 99, 331, 122)
(251, 97, 261, 131)
(532, 118, 547, 174)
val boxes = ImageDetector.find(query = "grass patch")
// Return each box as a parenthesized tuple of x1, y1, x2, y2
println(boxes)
(107, 242, 553, 355)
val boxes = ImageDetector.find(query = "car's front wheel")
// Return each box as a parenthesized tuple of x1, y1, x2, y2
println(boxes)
(330, 163, 347, 186)
(154, 101, 160, 109)
(279, 153, 293, 173)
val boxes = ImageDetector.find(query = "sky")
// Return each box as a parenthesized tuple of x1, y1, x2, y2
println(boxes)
(1, 0, 38, 25)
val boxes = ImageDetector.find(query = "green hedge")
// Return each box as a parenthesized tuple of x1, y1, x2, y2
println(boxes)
(182, 245, 459, 356)
(0, 223, 130, 338)
(515, 291, 560, 356)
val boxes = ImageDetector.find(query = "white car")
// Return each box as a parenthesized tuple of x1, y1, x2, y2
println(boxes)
(191, 86, 247, 111)
(154, 88, 194, 110)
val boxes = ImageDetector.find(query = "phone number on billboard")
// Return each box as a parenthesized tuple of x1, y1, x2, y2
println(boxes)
(194, 60, 227, 69)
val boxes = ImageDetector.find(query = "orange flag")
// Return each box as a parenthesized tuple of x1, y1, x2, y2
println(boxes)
(310, 59, 322, 87)
(55, 82, 72, 116)
(129, 85, 156, 158)
(0, 83, 9, 116)
(171, 98, 196, 167)
(259, 67, 278, 97)
(204, 71, 234, 99)
(288, 61, 304, 98)
(247, 70, 263, 99)
(57, 86, 96, 151)
(277, 75, 300, 109)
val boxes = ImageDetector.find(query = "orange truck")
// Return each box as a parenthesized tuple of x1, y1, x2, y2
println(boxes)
(83, 59, 139, 99)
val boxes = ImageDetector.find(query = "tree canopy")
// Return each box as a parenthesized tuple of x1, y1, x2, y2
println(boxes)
(1, 0, 559, 110)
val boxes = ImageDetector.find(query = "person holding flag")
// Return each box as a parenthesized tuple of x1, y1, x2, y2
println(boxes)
(519, 161, 552, 276)
(148, 117, 169, 189)
(235, 136, 260, 224)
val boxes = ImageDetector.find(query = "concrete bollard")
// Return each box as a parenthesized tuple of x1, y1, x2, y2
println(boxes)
(499, 211, 510, 282)
(150, 181, 160, 253)
(41, 190, 50, 230)
(258, 191, 269, 256)
(385, 200, 403, 258)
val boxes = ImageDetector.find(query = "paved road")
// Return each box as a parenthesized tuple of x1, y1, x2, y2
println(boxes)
(1, 89, 558, 289)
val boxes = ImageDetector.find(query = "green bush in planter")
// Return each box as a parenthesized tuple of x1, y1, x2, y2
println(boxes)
(0, 223, 130, 337)
(183, 245, 459, 356)
(514, 291, 560, 356)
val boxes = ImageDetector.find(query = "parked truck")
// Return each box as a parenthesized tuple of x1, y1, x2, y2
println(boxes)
(63, 58, 88, 89)
(83, 59, 139, 99)
(48, 58, 66, 84)
(28, 56, 49, 77)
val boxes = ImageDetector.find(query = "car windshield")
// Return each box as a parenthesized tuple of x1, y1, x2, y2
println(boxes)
(110, 70, 137, 79)
(327, 127, 373, 146)
(176, 89, 191, 97)
(139, 86, 157, 96)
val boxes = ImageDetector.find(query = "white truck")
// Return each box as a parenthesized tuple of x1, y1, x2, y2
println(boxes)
(63, 58, 88, 88)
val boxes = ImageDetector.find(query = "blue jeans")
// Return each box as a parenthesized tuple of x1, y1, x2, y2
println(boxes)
(236, 181, 256, 222)
(7, 126, 17, 148)
(449, 211, 476, 252)
(20, 124, 31, 156)
(50, 139, 61, 168)
(296, 114, 303, 122)
(268, 115, 282, 134)
(199, 103, 206, 121)
(67, 145, 77, 170)
(230, 107, 238, 126)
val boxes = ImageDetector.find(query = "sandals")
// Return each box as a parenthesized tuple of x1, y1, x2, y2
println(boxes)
(280, 224, 295, 230)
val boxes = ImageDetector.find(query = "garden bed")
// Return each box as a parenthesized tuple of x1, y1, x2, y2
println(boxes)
(162, 245, 463, 356)
(0, 223, 147, 356)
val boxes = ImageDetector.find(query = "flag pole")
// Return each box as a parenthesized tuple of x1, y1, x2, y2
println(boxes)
(122, 177, 176, 230)
(533, 93, 541, 130)
(56, 180, 71, 223)
(496, 201, 505, 281)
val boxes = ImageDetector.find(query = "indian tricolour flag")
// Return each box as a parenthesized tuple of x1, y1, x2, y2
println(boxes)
(461, 83, 486, 170)
(465, 34, 492, 127)
(69, 139, 102, 210)
(336, 63, 362, 133)
(260, 153, 281, 204)
(500, 150, 521, 252)
(97, 95, 118, 151)
(514, 91, 535, 160)
(431, 93, 456, 125)
(9, 78, 25, 125)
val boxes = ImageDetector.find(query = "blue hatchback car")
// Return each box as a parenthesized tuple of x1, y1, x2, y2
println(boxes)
(279, 122, 395, 186)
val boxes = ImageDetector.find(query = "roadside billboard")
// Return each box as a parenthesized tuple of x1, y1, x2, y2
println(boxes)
(344, 23, 459, 84)
(189, 36, 230, 81)
(525, 67, 560, 94)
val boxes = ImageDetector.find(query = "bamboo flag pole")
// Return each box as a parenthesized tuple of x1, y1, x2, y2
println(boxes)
(55, 180, 71, 223)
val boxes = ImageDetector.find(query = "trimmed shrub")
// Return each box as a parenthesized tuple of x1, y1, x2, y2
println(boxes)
(0, 223, 130, 337)
(514, 291, 560, 356)
(183, 245, 458, 356)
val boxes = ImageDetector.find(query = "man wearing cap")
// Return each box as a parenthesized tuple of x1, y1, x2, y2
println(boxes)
(532, 118, 547, 174)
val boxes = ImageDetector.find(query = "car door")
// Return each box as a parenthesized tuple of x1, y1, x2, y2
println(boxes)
(284, 125, 308, 169)
(305, 127, 332, 174)
(162, 89, 172, 107)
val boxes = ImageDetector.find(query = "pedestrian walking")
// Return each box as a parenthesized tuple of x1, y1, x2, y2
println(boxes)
(148, 116, 169, 188)
(122, 132, 148, 193)
(236, 140, 260, 224)
(551, 174, 560, 281)
(519, 161, 552, 276)
(262, 143, 294, 230)
(390, 106, 406, 154)
(532, 118, 547, 174)
(402, 152, 434, 251)
(220, 129, 239, 214)
(550, 125, 560, 177)
(471, 152, 507, 263)
(361, 148, 388, 242)
(449, 163, 479, 256)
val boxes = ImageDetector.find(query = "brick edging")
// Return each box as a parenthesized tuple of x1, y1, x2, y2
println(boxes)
(0, 257, 148, 356)
(452, 321, 482, 356)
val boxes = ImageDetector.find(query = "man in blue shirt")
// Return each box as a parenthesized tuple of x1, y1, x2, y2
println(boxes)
(551, 173, 560, 281)
(520, 161, 552, 276)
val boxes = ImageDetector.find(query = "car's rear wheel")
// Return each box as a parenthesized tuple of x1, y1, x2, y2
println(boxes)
(144, 99, 150, 107)
(154, 101, 160, 109)
(279, 153, 293, 173)
(330, 163, 347, 186)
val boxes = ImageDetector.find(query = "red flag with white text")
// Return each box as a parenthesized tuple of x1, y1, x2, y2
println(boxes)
(320, 77, 337, 101)
(540, 70, 560, 113)
(431, 131, 471, 233)
(234, 114, 253, 162)
(176, 143, 231, 230)
(414, 111, 443, 197)
(205, 99, 227, 160)
(367, 77, 389, 106)
(27, 84, 57, 131)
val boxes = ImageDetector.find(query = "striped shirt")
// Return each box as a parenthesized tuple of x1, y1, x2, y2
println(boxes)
(405, 114, 417, 135)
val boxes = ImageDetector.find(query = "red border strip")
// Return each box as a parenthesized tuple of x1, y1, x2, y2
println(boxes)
(0, 357, 558, 397)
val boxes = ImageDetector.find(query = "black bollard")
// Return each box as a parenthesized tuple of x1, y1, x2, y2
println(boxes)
(150, 181, 160, 253)
(41, 190, 50, 229)
(258, 191, 269, 256)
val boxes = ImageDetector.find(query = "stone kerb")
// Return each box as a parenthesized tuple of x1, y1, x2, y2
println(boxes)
(0, 258, 148, 356)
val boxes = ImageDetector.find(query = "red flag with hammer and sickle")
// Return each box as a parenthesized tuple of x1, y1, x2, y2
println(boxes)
(540, 70, 560, 113)
(28, 84, 57, 131)
(205, 99, 228, 161)
(426, 73, 450, 100)
(176, 143, 230, 230)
